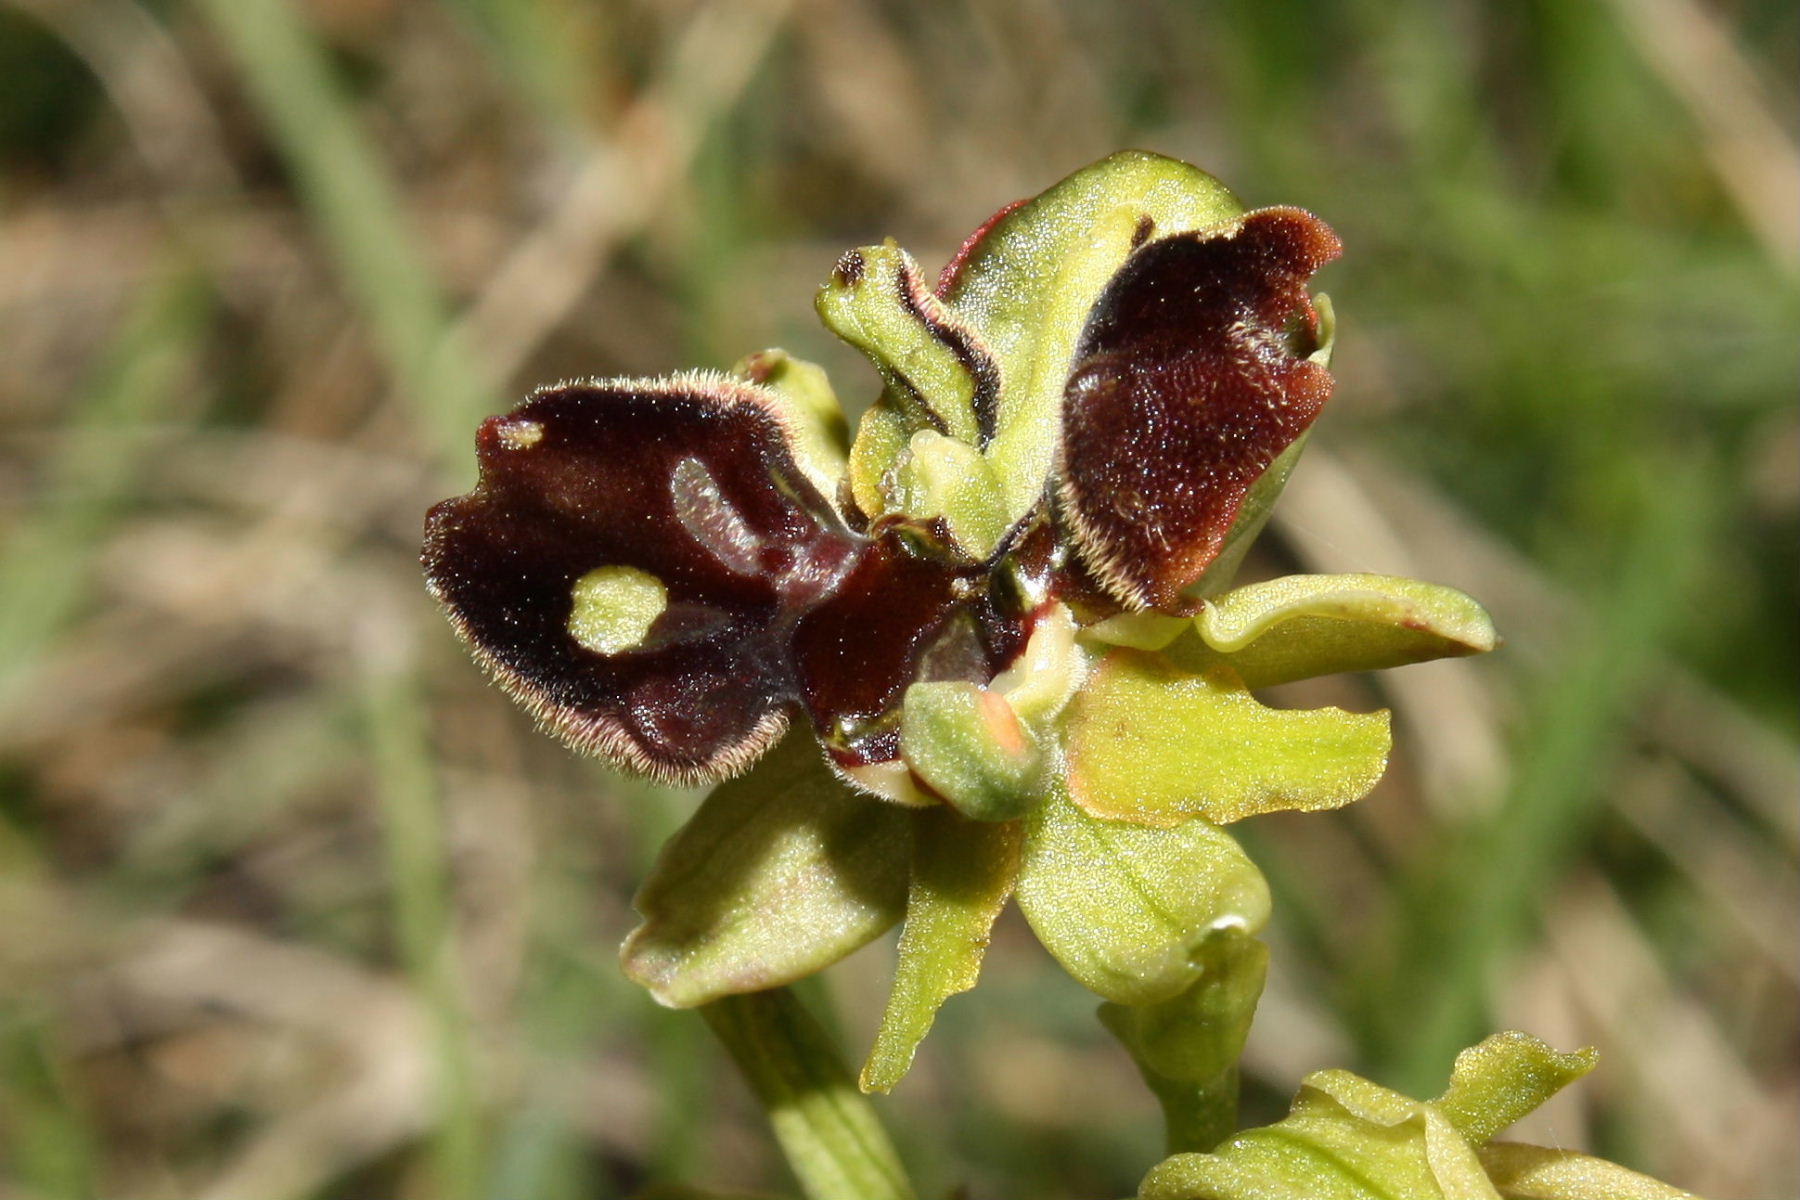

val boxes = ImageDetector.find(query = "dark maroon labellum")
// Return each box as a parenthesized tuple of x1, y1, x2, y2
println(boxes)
(423, 376, 1031, 785)
(1058, 206, 1342, 612)
(422, 378, 861, 785)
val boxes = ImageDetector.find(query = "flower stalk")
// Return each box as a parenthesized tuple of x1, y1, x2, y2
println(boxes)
(700, 988, 916, 1200)
(1099, 933, 1269, 1155)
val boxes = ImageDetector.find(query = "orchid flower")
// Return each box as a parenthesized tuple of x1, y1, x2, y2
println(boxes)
(422, 151, 1497, 1093)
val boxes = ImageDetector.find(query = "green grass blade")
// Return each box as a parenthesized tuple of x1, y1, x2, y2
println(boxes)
(194, 0, 492, 466)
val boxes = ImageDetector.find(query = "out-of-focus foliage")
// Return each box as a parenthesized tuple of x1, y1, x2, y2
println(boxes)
(0, 2, 1791, 1198)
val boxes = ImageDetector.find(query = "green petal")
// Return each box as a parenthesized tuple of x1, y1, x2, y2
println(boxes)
(1478, 1144, 1699, 1200)
(1016, 779, 1269, 1005)
(1140, 1067, 1497, 1200)
(1066, 647, 1390, 826)
(818, 241, 992, 449)
(1196, 573, 1498, 689)
(861, 809, 1022, 1093)
(1138, 1034, 1673, 1200)
(621, 731, 913, 1007)
(1434, 1033, 1598, 1147)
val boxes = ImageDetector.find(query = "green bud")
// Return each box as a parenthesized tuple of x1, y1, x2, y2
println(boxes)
(1015, 779, 1270, 1006)
(1139, 1032, 1698, 1200)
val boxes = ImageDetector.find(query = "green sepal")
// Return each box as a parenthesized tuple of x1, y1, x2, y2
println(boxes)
(1477, 1143, 1698, 1199)
(1015, 779, 1269, 1006)
(887, 430, 1011, 559)
(860, 809, 1022, 1094)
(900, 680, 1039, 822)
(1065, 645, 1390, 826)
(1196, 573, 1499, 689)
(1434, 1032, 1597, 1147)
(1100, 934, 1269, 1153)
(621, 731, 913, 1007)
(941, 150, 1247, 535)
(818, 241, 989, 448)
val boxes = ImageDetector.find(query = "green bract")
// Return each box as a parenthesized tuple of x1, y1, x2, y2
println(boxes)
(1138, 1032, 1699, 1200)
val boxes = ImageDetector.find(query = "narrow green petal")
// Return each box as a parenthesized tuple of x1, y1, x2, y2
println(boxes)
(1478, 1144, 1699, 1200)
(622, 731, 913, 1007)
(818, 241, 990, 448)
(1434, 1032, 1598, 1146)
(1066, 647, 1390, 826)
(1016, 779, 1269, 1005)
(860, 809, 1022, 1093)
(1196, 573, 1498, 689)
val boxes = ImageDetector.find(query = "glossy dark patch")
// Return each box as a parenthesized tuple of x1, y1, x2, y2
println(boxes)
(422, 376, 860, 785)
(1058, 207, 1341, 612)
(792, 532, 1027, 767)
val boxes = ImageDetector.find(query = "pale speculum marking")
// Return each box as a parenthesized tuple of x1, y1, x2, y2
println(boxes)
(568, 565, 668, 655)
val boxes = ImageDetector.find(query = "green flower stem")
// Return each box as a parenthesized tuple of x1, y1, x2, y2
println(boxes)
(701, 988, 917, 1200)
(1099, 935, 1269, 1154)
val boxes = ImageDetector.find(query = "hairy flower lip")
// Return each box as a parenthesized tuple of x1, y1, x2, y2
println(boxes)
(422, 374, 863, 787)
(426, 374, 1044, 789)
(1057, 206, 1343, 615)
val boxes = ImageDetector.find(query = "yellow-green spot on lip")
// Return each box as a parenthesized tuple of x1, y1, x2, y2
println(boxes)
(569, 565, 667, 654)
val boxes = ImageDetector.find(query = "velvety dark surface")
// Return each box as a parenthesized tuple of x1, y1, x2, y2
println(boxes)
(422, 379, 859, 782)
(1059, 207, 1342, 612)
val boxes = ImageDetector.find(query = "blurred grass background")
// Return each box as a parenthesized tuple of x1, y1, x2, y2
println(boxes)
(0, 0, 1794, 1197)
